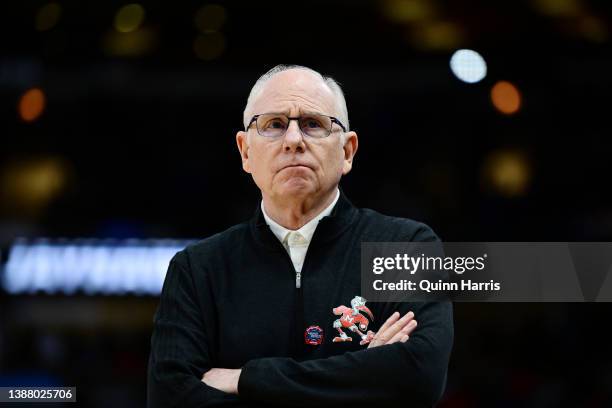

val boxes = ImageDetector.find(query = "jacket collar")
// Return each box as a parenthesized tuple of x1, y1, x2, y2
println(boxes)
(250, 187, 358, 251)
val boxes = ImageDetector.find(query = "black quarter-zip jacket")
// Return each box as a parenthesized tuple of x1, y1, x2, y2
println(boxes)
(147, 191, 454, 408)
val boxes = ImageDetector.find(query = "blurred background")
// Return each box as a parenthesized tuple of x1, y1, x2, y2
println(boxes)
(1, 0, 612, 406)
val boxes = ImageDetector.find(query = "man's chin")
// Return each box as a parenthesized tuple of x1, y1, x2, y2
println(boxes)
(275, 179, 316, 198)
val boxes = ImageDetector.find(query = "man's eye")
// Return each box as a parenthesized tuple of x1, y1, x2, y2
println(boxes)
(303, 119, 323, 129)
(265, 119, 285, 129)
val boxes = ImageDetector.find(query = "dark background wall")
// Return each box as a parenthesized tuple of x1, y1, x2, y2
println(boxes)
(1, 0, 611, 406)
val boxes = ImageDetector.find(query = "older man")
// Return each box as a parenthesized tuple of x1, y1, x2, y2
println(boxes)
(147, 65, 453, 407)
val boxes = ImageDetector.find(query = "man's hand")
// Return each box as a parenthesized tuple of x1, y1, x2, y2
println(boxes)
(201, 368, 242, 394)
(201, 313, 415, 392)
(368, 311, 417, 349)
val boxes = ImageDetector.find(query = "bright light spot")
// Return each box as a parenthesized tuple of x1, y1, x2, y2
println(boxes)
(1, 239, 194, 296)
(491, 80, 521, 115)
(35, 3, 62, 31)
(195, 4, 226, 32)
(114, 4, 145, 33)
(1, 158, 66, 212)
(18, 88, 46, 122)
(482, 150, 531, 197)
(450, 49, 487, 83)
(193, 32, 225, 61)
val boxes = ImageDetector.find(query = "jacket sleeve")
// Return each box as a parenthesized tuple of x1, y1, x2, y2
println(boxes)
(147, 250, 255, 408)
(238, 300, 453, 407)
(237, 222, 454, 408)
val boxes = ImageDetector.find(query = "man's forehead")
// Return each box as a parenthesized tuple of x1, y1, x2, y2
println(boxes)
(251, 70, 337, 114)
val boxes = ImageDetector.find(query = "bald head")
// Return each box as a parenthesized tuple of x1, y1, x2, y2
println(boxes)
(243, 65, 350, 132)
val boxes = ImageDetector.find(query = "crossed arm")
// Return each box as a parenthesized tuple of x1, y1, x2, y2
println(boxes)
(202, 311, 419, 394)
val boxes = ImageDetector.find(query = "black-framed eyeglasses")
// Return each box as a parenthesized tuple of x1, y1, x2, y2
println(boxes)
(245, 113, 347, 139)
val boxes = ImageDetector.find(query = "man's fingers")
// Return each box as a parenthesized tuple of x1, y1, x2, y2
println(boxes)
(376, 311, 400, 337)
(387, 320, 417, 344)
(383, 311, 415, 341)
(368, 311, 399, 348)
(406, 319, 417, 335)
(369, 311, 415, 348)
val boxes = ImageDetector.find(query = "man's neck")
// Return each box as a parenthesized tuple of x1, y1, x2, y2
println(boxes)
(262, 188, 339, 230)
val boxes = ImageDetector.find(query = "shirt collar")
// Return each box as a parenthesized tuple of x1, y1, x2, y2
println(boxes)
(261, 188, 340, 245)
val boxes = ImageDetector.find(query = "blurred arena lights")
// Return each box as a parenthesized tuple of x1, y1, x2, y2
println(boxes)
(193, 4, 227, 61)
(482, 149, 531, 197)
(411, 21, 465, 51)
(449, 49, 487, 83)
(491, 80, 521, 115)
(18, 87, 46, 122)
(103, 27, 156, 57)
(105, 2, 154, 57)
(381, 0, 436, 23)
(35, 2, 62, 32)
(1, 157, 67, 215)
(1, 239, 194, 296)
(114, 3, 145, 33)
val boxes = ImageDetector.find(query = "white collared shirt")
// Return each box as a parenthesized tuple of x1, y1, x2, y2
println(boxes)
(261, 188, 340, 277)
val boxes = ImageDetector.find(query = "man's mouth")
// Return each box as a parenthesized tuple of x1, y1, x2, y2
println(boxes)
(281, 164, 312, 171)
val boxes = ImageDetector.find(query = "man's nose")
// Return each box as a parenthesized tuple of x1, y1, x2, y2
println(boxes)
(282, 120, 305, 153)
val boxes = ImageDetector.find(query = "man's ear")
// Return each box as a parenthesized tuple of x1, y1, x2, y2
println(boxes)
(236, 131, 251, 173)
(342, 131, 358, 175)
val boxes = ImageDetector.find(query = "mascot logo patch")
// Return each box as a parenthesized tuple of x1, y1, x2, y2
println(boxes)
(332, 296, 375, 345)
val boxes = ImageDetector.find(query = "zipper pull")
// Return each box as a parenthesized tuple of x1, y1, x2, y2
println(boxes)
(296, 271, 301, 289)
